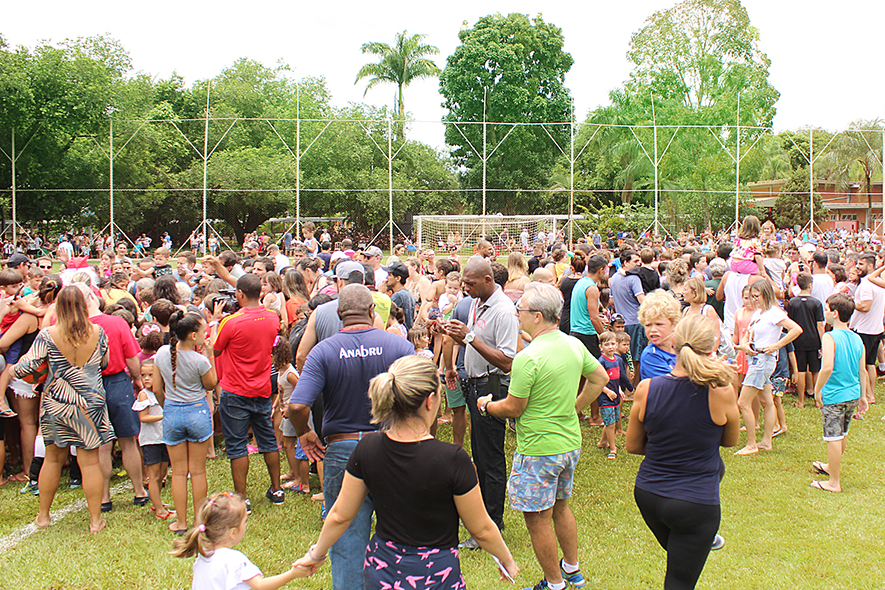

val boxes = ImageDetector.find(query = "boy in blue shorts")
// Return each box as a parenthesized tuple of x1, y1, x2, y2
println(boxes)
(598, 331, 634, 459)
(811, 293, 869, 493)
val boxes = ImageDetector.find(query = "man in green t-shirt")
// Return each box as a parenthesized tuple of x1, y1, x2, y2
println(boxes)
(478, 283, 608, 590)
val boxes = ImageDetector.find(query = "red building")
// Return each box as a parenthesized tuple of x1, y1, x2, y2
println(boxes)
(748, 179, 885, 232)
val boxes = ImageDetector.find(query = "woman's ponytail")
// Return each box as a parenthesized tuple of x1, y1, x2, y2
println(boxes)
(674, 315, 734, 389)
(368, 356, 439, 428)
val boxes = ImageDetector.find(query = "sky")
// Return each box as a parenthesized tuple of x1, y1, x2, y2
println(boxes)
(4, 0, 884, 148)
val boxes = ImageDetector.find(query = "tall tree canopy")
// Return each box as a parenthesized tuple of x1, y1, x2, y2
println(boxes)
(355, 30, 440, 137)
(439, 13, 574, 214)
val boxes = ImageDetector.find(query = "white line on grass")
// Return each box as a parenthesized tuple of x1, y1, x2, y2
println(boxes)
(0, 481, 132, 552)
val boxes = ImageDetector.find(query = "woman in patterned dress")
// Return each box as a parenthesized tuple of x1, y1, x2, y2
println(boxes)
(14, 286, 113, 533)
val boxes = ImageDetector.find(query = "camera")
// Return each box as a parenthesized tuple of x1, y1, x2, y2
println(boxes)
(209, 288, 240, 315)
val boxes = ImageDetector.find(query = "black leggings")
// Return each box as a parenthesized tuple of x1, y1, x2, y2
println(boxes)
(634, 487, 720, 590)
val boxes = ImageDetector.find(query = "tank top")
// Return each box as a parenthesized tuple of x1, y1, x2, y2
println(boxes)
(634, 374, 724, 505)
(723, 272, 750, 333)
(821, 329, 863, 405)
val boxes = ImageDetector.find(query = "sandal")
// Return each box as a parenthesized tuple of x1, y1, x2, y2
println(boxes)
(281, 480, 302, 490)
(811, 461, 829, 476)
(155, 509, 176, 520)
(607, 451, 617, 460)
(0, 408, 17, 419)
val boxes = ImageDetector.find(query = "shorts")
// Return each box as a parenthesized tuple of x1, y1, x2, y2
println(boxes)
(625, 324, 648, 362)
(770, 377, 788, 398)
(163, 399, 213, 446)
(103, 372, 141, 439)
(280, 416, 297, 438)
(794, 348, 822, 373)
(142, 443, 170, 465)
(742, 352, 777, 390)
(507, 449, 581, 512)
(570, 331, 601, 359)
(445, 378, 467, 409)
(600, 404, 621, 426)
(855, 332, 883, 366)
(821, 400, 859, 441)
(219, 391, 277, 460)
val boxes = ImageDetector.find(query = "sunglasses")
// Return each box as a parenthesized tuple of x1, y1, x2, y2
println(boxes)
(38, 265, 52, 270)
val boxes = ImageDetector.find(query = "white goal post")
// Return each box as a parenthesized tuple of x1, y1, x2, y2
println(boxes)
(415, 214, 584, 253)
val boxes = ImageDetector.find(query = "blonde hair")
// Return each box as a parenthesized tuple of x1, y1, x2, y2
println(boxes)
(170, 492, 247, 559)
(368, 355, 440, 427)
(666, 258, 688, 286)
(684, 277, 708, 305)
(749, 279, 777, 311)
(674, 315, 734, 388)
(507, 251, 528, 280)
(638, 290, 681, 327)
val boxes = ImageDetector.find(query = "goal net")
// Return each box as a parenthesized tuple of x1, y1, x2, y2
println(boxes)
(415, 215, 582, 254)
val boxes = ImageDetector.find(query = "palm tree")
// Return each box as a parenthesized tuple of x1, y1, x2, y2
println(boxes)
(355, 31, 441, 140)
(825, 119, 883, 211)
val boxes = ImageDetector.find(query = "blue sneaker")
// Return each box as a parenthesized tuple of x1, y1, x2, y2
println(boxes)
(523, 580, 549, 590)
(560, 559, 586, 588)
(320, 502, 327, 520)
(20, 481, 38, 495)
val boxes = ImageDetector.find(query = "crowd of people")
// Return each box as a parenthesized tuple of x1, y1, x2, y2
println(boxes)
(0, 214, 880, 590)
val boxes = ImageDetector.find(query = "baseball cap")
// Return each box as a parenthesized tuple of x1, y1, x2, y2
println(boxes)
(335, 260, 366, 280)
(364, 246, 383, 258)
(383, 261, 409, 282)
(8, 253, 31, 267)
(245, 241, 259, 250)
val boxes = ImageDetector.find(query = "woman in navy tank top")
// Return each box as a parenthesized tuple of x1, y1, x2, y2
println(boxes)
(626, 315, 740, 590)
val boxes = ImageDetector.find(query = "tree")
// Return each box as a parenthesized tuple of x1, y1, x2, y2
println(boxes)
(824, 120, 883, 210)
(626, 0, 779, 127)
(773, 168, 826, 229)
(440, 13, 574, 214)
(355, 31, 440, 140)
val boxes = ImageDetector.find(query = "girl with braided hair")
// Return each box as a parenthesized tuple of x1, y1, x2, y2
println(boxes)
(154, 309, 217, 535)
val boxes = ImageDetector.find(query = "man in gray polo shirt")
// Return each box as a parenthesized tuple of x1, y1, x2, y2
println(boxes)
(610, 249, 646, 384)
(444, 258, 519, 547)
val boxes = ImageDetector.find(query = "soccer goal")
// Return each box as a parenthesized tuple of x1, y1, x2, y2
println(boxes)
(415, 214, 583, 254)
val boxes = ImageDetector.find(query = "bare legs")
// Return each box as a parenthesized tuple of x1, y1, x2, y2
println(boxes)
(100, 436, 146, 504)
(11, 395, 39, 474)
(814, 437, 849, 493)
(37, 444, 104, 532)
(523, 499, 579, 586)
(736, 384, 775, 455)
(166, 439, 211, 532)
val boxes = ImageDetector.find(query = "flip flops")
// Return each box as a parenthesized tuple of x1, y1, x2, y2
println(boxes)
(811, 461, 829, 476)
(0, 409, 17, 419)
(810, 480, 839, 493)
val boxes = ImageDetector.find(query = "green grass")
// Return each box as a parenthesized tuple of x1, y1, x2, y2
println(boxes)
(3, 386, 885, 589)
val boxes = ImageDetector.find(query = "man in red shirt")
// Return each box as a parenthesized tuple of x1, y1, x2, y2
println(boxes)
(214, 274, 282, 512)
(74, 283, 148, 510)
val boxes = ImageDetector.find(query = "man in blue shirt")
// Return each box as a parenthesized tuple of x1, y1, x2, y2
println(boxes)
(288, 284, 413, 590)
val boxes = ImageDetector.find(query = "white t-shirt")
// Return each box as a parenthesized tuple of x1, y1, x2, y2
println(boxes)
(192, 547, 261, 590)
(849, 277, 885, 335)
(374, 267, 389, 290)
(810, 273, 834, 307)
(749, 306, 787, 349)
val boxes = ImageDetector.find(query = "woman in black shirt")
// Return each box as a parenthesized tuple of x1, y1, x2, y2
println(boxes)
(297, 355, 518, 588)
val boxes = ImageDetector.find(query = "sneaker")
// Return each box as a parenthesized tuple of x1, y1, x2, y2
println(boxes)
(711, 534, 725, 551)
(320, 502, 327, 519)
(523, 580, 549, 590)
(266, 486, 285, 505)
(458, 537, 480, 550)
(560, 559, 586, 588)
(69, 479, 82, 489)
(20, 481, 38, 495)
(244, 499, 252, 515)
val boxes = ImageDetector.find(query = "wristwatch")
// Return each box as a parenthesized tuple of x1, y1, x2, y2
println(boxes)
(479, 399, 490, 416)
(464, 331, 476, 344)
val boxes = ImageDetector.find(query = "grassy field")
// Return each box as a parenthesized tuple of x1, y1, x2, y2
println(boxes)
(1, 387, 884, 590)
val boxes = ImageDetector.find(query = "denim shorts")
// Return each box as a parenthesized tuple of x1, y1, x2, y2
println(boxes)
(163, 400, 213, 446)
(507, 449, 581, 512)
(219, 391, 277, 460)
(742, 353, 777, 390)
(104, 372, 141, 439)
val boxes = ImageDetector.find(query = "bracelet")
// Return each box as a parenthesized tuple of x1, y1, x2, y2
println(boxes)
(308, 544, 327, 561)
